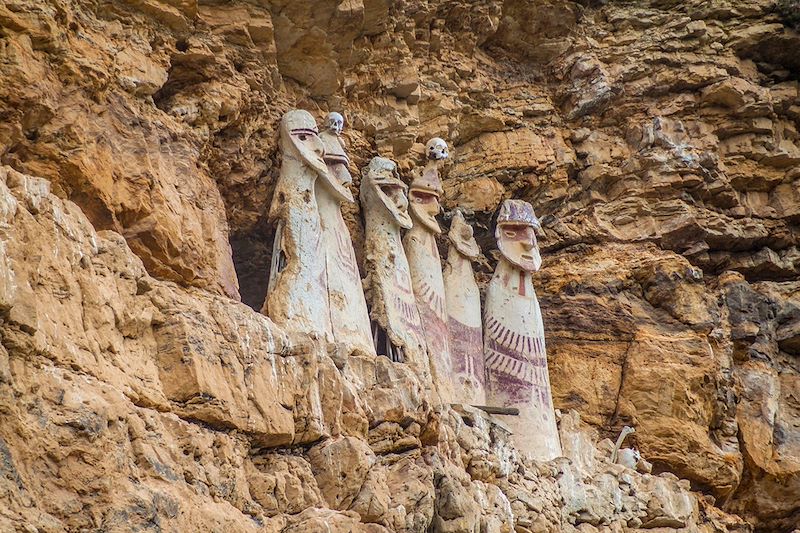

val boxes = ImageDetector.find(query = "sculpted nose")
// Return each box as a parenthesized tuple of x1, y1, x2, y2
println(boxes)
(521, 227, 537, 250)
(396, 194, 408, 210)
(522, 228, 536, 251)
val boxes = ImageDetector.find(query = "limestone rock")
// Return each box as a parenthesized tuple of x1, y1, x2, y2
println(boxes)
(246, 454, 323, 516)
(308, 436, 376, 511)
(2, 0, 799, 530)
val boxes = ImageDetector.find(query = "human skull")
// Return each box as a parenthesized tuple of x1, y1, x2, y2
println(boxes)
(326, 112, 344, 135)
(426, 137, 449, 160)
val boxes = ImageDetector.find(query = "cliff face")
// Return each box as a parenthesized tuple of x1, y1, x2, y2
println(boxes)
(0, 0, 798, 532)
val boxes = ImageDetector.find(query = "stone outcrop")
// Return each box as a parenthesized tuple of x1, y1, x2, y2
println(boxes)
(1, 164, 753, 531)
(1, 0, 799, 530)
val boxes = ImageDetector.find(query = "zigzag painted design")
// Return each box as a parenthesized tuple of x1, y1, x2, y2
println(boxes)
(484, 316, 545, 357)
(418, 281, 446, 316)
(485, 337, 549, 385)
(394, 297, 415, 321)
(334, 231, 360, 280)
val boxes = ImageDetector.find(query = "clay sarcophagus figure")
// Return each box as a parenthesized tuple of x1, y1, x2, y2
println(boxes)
(484, 199, 562, 461)
(404, 138, 454, 401)
(360, 157, 430, 380)
(263, 110, 332, 340)
(317, 112, 375, 356)
(443, 210, 486, 405)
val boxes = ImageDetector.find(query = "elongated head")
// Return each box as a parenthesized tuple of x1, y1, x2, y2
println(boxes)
(280, 110, 328, 178)
(448, 210, 480, 259)
(495, 199, 541, 272)
(360, 157, 413, 229)
(408, 168, 444, 234)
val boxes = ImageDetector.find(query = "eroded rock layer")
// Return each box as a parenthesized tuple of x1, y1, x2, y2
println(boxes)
(1, 0, 798, 531)
(0, 166, 750, 531)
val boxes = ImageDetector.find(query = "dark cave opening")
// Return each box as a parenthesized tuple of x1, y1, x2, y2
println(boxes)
(230, 220, 275, 312)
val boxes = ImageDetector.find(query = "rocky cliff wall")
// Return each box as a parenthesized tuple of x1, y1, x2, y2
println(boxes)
(0, 165, 750, 532)
(1, 0, 798, 531)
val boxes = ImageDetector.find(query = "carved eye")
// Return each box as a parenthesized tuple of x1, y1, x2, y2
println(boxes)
(504, 230, 516, 238)
(299, 134, 307, 141)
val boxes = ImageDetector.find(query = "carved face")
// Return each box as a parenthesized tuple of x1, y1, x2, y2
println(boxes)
(326, 112, 344, 135)
(497, 222, 541, 272)
(448, 211, 480, 259)
(281, 110, 328, 178)
(318, 113, 354, 203)
(361, 158, 413, 229)
(426, 137, 449, 161)
(409, 187, 441, 234)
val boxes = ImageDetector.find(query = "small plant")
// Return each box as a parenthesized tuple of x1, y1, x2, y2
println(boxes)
(776, 0, 800, 31)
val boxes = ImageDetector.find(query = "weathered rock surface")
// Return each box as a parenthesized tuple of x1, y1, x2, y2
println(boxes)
(0, 166, 750, 531)
(1, 0, 799, 531)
